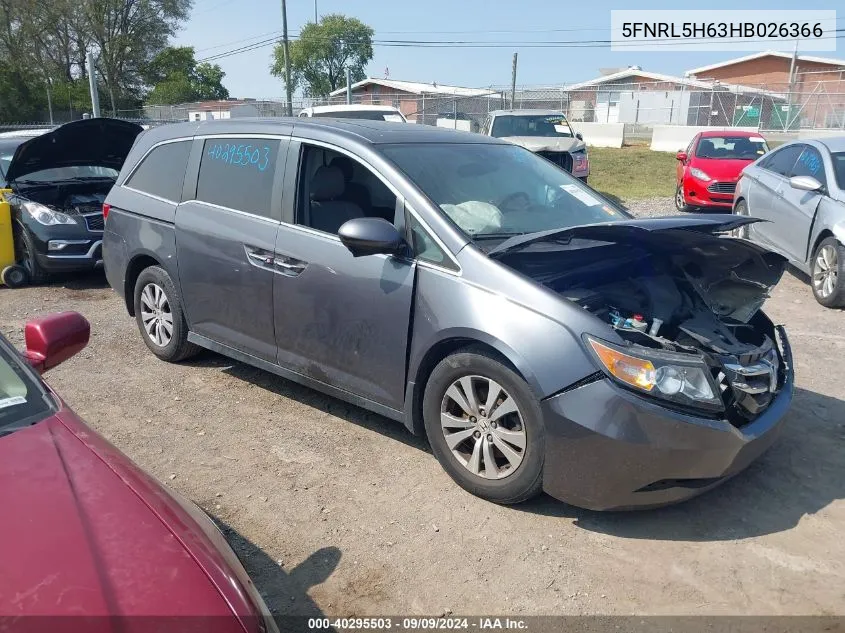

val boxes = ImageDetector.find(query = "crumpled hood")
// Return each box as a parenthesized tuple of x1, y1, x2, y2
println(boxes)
(0, 414, 236, 618)
(490, 215, 787, 322)
(5, 118, 142, 183)
(500, 136, 585, 153)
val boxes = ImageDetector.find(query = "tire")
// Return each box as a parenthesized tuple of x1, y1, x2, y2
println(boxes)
(733, 199, 750, 239)
(810, 237, 845, 308)
(1, 264, 28, 288)
(674, 184, 693, 212)
(423, 347, 544, 504)
(15, 226, 48, 284)
(133, 265, 201, 362)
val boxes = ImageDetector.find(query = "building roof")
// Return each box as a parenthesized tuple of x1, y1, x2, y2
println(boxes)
(685, 51, 845, 77)
(564, 68, 712, 91)
(328, 78, 499, 98)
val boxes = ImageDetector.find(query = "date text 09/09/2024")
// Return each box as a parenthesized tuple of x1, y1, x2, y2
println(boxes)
(307, 618, 528, 630)
(620, 22, 823, 39)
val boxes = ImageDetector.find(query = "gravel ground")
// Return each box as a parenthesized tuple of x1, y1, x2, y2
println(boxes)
(2, 201, 844, 621)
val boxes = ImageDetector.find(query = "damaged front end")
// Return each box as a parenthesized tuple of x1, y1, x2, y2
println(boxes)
(491, 216, 790, 426)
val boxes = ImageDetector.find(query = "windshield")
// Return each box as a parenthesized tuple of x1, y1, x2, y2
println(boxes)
(832, 152, 845, 190)
(695, 136, 768, 160)
(491, 114, 573, 138)
(312, 109, 405, 122)
(0, 340, 52, 435)
(382, 143, 628, 239)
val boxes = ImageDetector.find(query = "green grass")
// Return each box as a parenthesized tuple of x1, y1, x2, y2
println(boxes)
(588, 146, 678, 203)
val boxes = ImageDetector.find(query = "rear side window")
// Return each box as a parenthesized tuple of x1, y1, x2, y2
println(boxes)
(760, 145, 802, 176)
(126, 140, 191, 202)
(196, 138, 281, 218)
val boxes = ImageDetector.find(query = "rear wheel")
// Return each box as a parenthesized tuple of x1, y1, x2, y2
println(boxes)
(133, 266, 200, 361)
(811, 237, 845, 308)
(423, 348, 544, 504)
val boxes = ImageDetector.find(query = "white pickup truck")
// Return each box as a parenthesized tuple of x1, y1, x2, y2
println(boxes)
(480, 110, 589, 182)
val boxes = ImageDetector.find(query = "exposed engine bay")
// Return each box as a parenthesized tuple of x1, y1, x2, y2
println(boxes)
(15, 182, 110, 218)
(497, 231, 789, 425)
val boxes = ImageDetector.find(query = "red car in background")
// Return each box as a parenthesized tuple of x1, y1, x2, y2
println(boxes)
(675, 130, 769, 212)
(0, 312, 278, 633)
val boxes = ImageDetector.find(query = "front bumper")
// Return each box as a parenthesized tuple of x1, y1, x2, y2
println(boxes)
(683, 180, 736, 210)
(540, 333, 794, 511)
(23, 214, 104, 273)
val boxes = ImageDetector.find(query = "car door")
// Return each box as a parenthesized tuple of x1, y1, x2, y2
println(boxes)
(272, 140, 416, 411)
(746, 144, 803, 248)
(770, 144, 828, 263)
(175, 134, 289, 362)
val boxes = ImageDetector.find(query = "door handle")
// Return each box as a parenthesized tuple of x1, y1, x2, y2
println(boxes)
(273, 253, 308, 277)
(244, 245, 276, 272)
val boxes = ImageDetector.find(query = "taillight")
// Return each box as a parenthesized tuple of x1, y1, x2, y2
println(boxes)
(102, 203, 111, 220)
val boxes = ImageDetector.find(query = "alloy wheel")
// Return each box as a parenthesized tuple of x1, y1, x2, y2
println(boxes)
(675, 186, 685, 211)
(140, 282, 174, 347)
(440, 375, 526, 480)
(814, 244, 839, 299)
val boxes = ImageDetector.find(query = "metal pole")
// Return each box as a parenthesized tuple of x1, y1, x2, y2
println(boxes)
(346, 68, 352, 104)
(46, 79, 54, 125)
(281, 0, 293, 116)
(785, 38, 799, 131)
(86, 52, 101, 118)
(453, 97, 457, 129)
(314, 0, 318, 22)
(510, 52, 518, 110)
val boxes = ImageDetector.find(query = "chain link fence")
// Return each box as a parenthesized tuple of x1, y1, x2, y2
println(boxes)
(5, 73, 845, 140)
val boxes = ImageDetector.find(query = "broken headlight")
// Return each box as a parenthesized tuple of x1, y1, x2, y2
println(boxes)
(21, 201, 79, 226)
(584, 336, 723, 411)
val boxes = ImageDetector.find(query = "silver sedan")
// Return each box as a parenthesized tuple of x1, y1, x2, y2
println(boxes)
(734, 137, 845, 307)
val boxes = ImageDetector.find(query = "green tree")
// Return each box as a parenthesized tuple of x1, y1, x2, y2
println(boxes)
(84, 0, 193, 113)
(271, 14, 373, 99)
(143, 46, 228, 105)
(193, 62, 228, 100)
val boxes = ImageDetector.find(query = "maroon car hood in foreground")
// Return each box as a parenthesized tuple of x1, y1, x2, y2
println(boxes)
(0, 409, 250, 632)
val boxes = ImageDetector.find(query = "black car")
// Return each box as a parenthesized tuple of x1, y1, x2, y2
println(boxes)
(3, 119, 142, 285)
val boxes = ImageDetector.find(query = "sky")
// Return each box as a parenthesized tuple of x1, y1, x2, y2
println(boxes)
(174, 0, 843, 99)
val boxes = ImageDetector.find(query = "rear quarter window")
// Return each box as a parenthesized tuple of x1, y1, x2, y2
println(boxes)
(125, 140, 192, 202)
(195, 138, 281, 218)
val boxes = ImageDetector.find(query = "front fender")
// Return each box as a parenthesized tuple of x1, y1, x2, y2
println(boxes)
(408, 267, 598, 401)
(807, 198, 845, 262)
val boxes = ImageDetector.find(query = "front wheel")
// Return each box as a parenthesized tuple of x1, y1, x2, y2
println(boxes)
(811, 237, 845, 308)
(423, 348, 544, 504)
(15, 226, 47, 284)
(674, 184, 693, 212)
(133, 266, 201, 361)
(733, 199, 750, 239)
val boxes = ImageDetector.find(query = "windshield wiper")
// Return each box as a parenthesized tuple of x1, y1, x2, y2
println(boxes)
(471, 232, 526, 240)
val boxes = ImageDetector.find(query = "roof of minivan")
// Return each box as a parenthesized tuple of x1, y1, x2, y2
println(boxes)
(488, 109, 566, 117)
(133, 117, 504, 148)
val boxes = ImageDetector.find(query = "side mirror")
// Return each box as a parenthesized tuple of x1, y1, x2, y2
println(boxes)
(676, 151, 688, 162)
(338, 217, 406, 258)
(24, 311, 90, 373)
(789, 175, 823, 192)
(575, 132, 583, 141)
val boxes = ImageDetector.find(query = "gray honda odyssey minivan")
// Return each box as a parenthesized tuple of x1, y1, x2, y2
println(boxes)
(104, 119, 794, 510)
